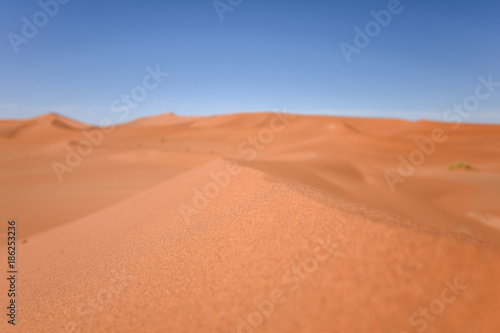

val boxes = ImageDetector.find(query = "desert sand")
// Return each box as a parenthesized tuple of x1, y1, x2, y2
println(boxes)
(1, 112, 500, 332)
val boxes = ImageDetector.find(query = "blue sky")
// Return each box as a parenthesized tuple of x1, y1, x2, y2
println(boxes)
(1, 0, 499, 125)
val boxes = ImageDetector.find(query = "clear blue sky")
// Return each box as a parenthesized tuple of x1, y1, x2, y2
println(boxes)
(1, 0, 499, 124)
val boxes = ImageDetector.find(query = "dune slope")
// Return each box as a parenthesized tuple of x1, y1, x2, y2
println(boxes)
(3, 159, 500, 332)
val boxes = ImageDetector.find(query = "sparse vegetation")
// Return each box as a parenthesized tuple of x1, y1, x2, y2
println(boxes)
(448, 162, 473, 171)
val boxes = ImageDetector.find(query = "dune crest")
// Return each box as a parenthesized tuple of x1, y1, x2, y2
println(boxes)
(5, 159, 500, 332)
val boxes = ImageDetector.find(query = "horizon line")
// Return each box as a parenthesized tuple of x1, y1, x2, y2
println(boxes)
(2, 110, 500, 127)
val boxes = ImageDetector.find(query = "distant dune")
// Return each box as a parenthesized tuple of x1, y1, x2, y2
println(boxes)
(1, 112, 500, 332)
(0, 112, 90, 140)
(125, 112, 198, 127)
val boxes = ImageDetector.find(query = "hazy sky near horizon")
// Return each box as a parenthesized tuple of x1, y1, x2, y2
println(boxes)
(1, 0, 499, 124)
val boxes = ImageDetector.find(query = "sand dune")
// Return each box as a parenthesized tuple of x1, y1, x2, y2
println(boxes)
(126, 112, 198, 127)
(1, 112, 500, 332)
(3, 159, 500, 332)
(0, 113, 89, 140)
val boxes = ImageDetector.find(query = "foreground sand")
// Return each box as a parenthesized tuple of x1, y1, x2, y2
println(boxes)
(1, 112, 500, 332)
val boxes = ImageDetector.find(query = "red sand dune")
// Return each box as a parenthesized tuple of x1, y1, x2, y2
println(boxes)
(1, 112, 500, 332)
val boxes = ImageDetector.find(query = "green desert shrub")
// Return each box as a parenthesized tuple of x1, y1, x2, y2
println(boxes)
(448, 162, 473, 171)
